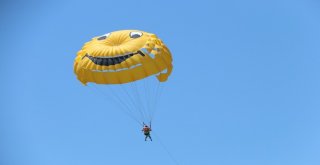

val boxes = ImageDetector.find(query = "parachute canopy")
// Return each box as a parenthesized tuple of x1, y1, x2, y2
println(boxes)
(74, 30, 173, 85)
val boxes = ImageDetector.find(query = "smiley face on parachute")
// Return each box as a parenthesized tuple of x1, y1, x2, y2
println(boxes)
(74, 30, 173, 85)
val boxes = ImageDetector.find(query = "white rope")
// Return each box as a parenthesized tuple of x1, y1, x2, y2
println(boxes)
(153, 131, 181, 165)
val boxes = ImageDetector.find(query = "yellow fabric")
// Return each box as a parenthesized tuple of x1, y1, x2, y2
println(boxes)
(74, 30, 173, 85)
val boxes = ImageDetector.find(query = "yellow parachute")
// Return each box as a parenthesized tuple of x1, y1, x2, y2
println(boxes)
(74, 30, 173, 124)
(74, 30, 172, 85)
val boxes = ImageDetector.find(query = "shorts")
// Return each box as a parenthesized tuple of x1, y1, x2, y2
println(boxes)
(144, 132, 150, 136)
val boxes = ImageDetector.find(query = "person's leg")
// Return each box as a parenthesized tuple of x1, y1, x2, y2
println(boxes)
(149, 135, 152, 141)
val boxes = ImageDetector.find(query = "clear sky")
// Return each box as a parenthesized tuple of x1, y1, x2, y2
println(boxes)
(1, 0, 320, 165)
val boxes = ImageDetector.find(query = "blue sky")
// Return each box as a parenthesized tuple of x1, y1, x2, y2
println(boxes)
(1, 0, 320, 165)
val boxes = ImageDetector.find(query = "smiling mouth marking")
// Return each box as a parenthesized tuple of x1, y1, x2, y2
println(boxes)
(83, 50, 145, 66)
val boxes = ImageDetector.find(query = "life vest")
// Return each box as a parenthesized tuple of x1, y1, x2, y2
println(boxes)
(143, 127, 151, 133)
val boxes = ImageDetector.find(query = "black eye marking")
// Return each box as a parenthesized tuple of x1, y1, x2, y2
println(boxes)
(97, 33, 111, 40)
(97, 36, 107, 40)
(130, 32, 143, 38)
